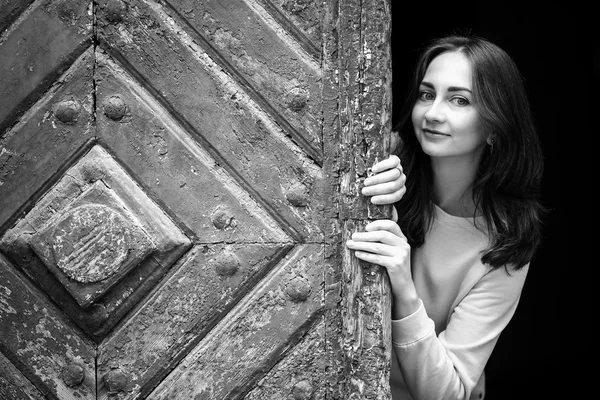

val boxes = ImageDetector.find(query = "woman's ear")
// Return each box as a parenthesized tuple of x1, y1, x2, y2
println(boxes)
(486, 133, 495, 146)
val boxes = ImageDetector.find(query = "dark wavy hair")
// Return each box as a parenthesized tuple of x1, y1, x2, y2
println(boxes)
(394, 34, 545, 270)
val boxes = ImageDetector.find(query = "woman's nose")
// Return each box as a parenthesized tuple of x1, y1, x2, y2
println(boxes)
(423, 100, 445, 123)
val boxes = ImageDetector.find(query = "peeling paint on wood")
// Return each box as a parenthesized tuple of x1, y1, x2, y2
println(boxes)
(1, 0, 392, 398)
(322, 0, 393, 398)
(0, 254, 96, 400)
(0, 0, 92, 135)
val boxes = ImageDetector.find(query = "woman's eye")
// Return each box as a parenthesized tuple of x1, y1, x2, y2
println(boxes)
(451, 97, 470, 106)
(418, 91, 434, 101)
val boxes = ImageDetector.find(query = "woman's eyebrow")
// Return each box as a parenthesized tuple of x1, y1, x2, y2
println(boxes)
(420, 81, 472, 93)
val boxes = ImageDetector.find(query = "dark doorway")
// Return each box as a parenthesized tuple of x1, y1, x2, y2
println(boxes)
(390, 8, 590, 400)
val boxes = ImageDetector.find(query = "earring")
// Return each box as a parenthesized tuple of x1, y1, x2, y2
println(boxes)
(489, 138, 495, 153)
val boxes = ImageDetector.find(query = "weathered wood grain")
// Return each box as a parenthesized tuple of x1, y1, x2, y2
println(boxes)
(0, 1, 393, 398)
(0, 0, 35, 35)
(162, 0, 323, 163)
(244, 319, 327, 399)
(0, 47, 94, 233)
(95, 50, 294, 245)
(322, 0, 393, 398)
(254, 0, 322, 58)
(96, 0, 326, 243)
(0, 350, 45, 400)
(0, 253, 96, 400)
(146, 244, 324, 400)
(0, 0, 92, 135)
(97, 243, 293, 399)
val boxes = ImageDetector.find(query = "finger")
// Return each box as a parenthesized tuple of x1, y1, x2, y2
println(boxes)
(363, 169, 404, 190)
(371, 155, 401, 174)
(346, 240, 395, 257)
(351, 227, 405, 245)
(364, 220, 406, 240)
(370, 187, 407, 205)
(364, 219, 400, 232)
(363, 181, 404, 199)
(353, 251, 394, 268)
(391, 206, 398, 223)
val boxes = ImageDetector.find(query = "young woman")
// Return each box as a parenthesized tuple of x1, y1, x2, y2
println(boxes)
(346, 34, 545, 399)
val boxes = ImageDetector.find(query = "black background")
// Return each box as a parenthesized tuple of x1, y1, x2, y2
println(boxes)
(390, 5, 593, 399)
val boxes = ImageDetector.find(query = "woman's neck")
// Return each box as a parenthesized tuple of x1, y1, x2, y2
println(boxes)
(430, 156, 479, 218)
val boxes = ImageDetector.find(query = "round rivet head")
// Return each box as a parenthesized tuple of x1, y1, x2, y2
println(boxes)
(286, 186, 308, 207)
(104, 369, 128, 393)
(103, 95, 127, 121)
(286, 87, 308, 112)
(215, 251, 240, 277)
(105, 0, 126, 23)
(293, 380, 313, 399)
(285, 276, 311, 302)
(211, 207, 236, 230)
(62, 364, 85, 387)
(54, 99, 80, 125)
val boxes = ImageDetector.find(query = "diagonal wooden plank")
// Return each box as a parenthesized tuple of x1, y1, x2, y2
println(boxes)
(96, 0, 326, 242)
(94, 50, 295, 244)
(0, 350, 46, 400)
(0, 47, 94, 234)
(146, 244, 324, 400)
(97, 243, 294, 399)
(0, 0, 36, 35)
(243, 319, 327, 399)
(162, 0, 322, 164)
(0, 0, 92, 135)
(0, 254, 96, 400)
(253, 0, 321, 58)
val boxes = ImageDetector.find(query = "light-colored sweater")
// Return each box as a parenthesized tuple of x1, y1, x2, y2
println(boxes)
(390, 205, 528, 400)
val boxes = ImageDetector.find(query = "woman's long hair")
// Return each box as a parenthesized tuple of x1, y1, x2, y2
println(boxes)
(394, 34, 546, 270)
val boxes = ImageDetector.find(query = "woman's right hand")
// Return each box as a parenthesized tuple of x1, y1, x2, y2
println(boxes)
(362, 155, 405, 221)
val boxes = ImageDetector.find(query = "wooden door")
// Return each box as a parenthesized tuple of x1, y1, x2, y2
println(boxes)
(0, 1, 392, 398)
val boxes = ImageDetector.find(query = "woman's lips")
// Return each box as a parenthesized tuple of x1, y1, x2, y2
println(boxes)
(423, 128, 449, 136)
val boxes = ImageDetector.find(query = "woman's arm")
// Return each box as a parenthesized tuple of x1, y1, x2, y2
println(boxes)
(392, 264, 528, 400)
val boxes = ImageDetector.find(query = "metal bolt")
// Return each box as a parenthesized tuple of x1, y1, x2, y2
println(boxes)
(211, 208, 235, 230)
(285, 276, 311, 302)
(215, 252, 240, 277)
(105, 0, 126, 23)
(54, 99, 80, 125)
(292, 380, 313, 399)
(62, 364, 85, 387)
(286, 87, 308, 112)
(103, 95, 127, 121)
(104, 369, 128, 393)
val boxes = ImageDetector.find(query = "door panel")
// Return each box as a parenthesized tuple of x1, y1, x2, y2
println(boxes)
(1, 0, 393, 398)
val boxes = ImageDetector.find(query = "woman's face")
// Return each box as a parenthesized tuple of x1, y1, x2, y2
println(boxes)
(411, 51, 489, 161)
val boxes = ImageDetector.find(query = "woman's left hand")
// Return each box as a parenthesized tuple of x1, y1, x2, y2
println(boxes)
(345, 219, 411, 280)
